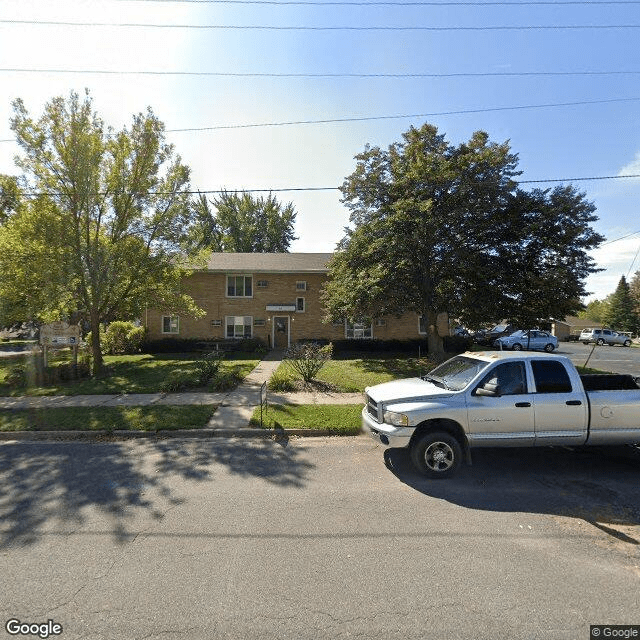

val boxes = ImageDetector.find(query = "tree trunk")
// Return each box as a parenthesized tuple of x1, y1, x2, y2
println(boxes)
(90, 313, 104, 377)
(425, 310, 445, 356)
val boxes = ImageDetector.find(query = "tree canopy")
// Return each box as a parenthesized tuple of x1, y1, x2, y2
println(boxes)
(322, 123, 604, 352)
(0, 91, 203, 373)
(605, 275, 638, 332)
(184, 191, 297, 253)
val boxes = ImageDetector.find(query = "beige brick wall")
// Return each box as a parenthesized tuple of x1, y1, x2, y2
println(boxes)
(145, 270, 427, 344)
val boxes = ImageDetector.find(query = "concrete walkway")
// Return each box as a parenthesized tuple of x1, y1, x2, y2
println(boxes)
(0, 350, 364, 431)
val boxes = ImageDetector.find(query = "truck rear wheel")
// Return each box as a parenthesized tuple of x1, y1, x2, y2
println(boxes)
(410, 432, 462, 479)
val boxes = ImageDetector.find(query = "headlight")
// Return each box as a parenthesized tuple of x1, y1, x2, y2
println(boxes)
(383, 411, 409, 426)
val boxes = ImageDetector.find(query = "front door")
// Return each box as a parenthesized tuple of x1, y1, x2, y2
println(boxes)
(273, 316, 289, 349)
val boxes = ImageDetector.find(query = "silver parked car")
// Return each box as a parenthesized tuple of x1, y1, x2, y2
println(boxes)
(579, 328, 633, 347)
(494, 329, 558, 352)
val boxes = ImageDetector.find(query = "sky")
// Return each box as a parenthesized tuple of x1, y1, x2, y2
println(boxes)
(0, 0, 639, 303)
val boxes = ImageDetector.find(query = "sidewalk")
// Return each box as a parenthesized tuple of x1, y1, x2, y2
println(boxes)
(0, 350, 364, 431)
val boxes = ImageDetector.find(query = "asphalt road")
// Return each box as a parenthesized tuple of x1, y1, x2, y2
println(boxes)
(540, 341, 640, 376)
(1, 436, 638, 640)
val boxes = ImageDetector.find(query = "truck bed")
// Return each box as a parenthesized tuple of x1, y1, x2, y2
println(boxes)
(580, 374, 640, 391)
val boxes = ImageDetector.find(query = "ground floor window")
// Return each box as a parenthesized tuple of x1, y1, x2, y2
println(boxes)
(419, 315, 428, 335)
(346, 320, 373, 340)
(226, 316, 253, 339)
(162, 316, 179, 334)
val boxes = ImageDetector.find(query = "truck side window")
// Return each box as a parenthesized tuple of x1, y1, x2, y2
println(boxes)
(477, 362, 527, 396)
(531, 360, 572, 393)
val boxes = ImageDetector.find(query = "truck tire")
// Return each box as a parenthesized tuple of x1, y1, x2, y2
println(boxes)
(410, 432, 462, 479)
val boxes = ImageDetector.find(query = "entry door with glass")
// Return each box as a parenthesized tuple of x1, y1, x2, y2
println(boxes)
(273, 316, 289, 349)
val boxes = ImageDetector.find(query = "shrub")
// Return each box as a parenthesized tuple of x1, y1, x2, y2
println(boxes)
(193, 352, 223, 386)
(443, 335, 474, 353)
(209, 370, 243, 391)
(285, 341, 333, 383)
(160, 371, 196, 393)
(4, 364, 28, 388)
(52, 363, 91, 382)
(268, 366, 297, 392)
(102, 322, 146, 355)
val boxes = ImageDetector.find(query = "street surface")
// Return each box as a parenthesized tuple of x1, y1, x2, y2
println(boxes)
(540, 341, 640, 376)
(1, 436, 638, 640)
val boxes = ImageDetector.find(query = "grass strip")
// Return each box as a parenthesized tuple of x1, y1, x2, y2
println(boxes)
(250, 404, 363, 435)
(0, 405, 216, 432)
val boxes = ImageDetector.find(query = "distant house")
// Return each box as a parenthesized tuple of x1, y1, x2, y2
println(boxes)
(551, 315, 603, 341)
(144, 252, 427, 348)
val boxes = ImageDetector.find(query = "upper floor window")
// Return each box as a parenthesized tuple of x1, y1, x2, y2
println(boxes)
(296, 281, 307, 291)
(227, 275, 252, 298)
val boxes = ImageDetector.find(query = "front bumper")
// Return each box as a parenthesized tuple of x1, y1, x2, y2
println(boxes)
(361, 406, 413, 448)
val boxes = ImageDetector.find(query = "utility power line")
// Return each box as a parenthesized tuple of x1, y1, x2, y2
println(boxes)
(14, 174, 640, 198)
(2, 96, 639, 142)
(2, 68, 640, 79)
(2, 97, 639, 143)
(3, 19, 640, 29)
(110, 0, 640, 4)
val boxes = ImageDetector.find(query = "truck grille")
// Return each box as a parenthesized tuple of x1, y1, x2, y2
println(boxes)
(366, 394, 380, 422)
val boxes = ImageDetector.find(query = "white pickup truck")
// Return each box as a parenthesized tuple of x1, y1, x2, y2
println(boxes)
(362, 351, 640, 478)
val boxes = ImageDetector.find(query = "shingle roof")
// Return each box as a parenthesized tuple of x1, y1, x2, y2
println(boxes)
(202, 252, 333, 273)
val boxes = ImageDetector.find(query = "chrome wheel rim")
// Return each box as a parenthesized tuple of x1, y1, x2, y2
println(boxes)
(424, 441, 454, 472)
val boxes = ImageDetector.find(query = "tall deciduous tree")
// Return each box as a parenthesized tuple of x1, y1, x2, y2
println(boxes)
(184, 191, 297, 253)
(322, 123, 603, 353)
(0, 91, 203, 374)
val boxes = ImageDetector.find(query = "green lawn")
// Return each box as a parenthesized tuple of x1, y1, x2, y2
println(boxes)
(0, 353, 259, 396)
(272, 354, 443, 393)
(0, 405, 216, 432)
(250, 404, 363, 435)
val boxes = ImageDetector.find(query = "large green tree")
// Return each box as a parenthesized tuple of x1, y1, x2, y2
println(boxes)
(322, 123, 603, 353)
(184, 191, 297, 253)
(0, 91, 203, 373)
(605, 275, 639, 332)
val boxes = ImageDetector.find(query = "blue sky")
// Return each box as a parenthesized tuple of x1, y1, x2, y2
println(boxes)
(1, 0, 639, 302)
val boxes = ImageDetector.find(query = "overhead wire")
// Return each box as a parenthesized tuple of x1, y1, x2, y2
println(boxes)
(3, 19, 640, 30)
(2, 96, 639, 143)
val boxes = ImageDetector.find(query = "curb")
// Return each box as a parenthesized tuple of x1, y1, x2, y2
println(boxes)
(0, 428, 360, 441)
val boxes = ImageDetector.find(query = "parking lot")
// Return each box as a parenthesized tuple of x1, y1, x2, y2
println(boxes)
(546, 341, 640, 376)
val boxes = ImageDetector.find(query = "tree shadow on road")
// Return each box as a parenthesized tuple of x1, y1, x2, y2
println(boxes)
(0, 437, 314, 549)
(384, 445, 640, 544)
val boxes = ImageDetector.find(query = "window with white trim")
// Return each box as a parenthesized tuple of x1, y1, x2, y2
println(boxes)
(346, 320, 373, 340)
(226, 316, 253, 339)
(162, 316, 179, 334)
(227, 275, 253, 298)
(296, 297, 305, 312)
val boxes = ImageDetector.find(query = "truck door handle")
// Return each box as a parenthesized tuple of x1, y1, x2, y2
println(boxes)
(566, 400, 582, 406)
(515, 402, 531, 408)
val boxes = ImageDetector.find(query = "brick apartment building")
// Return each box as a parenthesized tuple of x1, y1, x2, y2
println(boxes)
(144, 253, 427, 348)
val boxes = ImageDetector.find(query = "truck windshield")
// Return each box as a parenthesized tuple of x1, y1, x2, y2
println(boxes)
(423, 356, 489, 391)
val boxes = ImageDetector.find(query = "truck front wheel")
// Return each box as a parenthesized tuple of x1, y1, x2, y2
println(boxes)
(410, 432, 462, 478)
